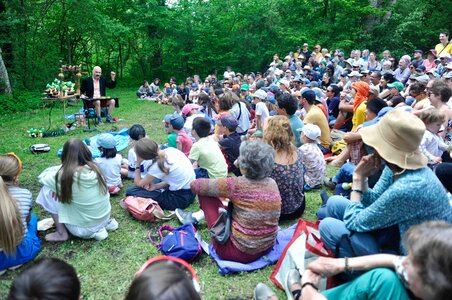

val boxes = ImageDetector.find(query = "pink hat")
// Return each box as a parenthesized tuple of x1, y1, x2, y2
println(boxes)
(181, 104, 201, 116)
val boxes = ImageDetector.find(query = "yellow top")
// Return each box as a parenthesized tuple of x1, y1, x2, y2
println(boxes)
(304, 105, 330, 149)
(352, 101, 367, 132)
(435, 43, 452, 55)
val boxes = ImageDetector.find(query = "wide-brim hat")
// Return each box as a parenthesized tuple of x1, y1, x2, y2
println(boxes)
(360, 109, 427, 170)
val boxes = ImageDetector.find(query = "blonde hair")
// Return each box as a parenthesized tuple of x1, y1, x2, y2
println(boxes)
(0, 155, 24, 254)
(419, 108, 446, 125)
(263, 116, 295, 158)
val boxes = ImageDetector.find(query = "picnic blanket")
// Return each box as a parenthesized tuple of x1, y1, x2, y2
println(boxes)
(208, 223, 297, 275)
(57, 128, 129, 158)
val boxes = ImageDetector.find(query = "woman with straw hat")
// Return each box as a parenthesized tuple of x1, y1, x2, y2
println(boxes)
(319, 109, 452, 259)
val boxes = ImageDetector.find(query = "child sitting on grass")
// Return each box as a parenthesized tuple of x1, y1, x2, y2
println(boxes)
(189, 117, 228, 179)
(0, 153, 41, 275)
(298, 123, 326, 191)
(216, 113, 242, 176)
(419, 108, 451, 168)
(169, 114, 192, 156)
(95, 133, 123, 195)
(121, 124, 148, 179)
(163, 114, 178, 149)
(8, 258, 80, 300)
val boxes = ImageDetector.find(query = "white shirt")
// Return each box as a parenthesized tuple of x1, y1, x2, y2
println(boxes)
(230, 102, 251, 134)
(95, 154, 123, 187)
(127, 148, 152, 179)
(255, 101, 270, 127)
(146, 147, 195, 191)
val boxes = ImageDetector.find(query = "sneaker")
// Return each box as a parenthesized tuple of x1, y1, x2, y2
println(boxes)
(91, 228, 108, 241)
(105, 218, 119, 231)
(108, 186, 121, 195)
(97, 118, 104, 125)
(323, 177, 336, 190)
(106, 115, 112, 123)
(175, 209, 198, 225)
(253, 283, 276, 300)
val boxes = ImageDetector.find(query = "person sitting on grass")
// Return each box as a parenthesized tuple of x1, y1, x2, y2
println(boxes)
(0, 153, 41, 275)
(419, 108, 450, 168)
(298, 124, 326, 191)
(7, 258, 80, 300)
(254, 221, 452, 300)
(126, 256, 201, 300)
(319, 110, 452, 260)
(137, 80, 152, 99)
(189, 117, 228, 179)
(169, 114, 193, 157)
(175, 140, 281, 263)
(95, 133, 123, 195)
(263, 116, 305, 220)
(125, 138, 196, 210)
(163, 114, 178, 149)
(248, 89, 270, 137)
(216, 113, 242, 177)
(121, 124, 148, 179)
(36, 138, 118, 241)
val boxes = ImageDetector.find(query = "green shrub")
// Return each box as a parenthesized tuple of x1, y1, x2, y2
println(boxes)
(0, 90, 41, 114)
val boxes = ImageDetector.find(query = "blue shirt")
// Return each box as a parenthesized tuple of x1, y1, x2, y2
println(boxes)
(289, 114, 304, 147)
(343, 166, 452, 254)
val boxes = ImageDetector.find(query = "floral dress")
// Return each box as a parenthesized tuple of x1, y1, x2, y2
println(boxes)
(270, 148, 305, 215)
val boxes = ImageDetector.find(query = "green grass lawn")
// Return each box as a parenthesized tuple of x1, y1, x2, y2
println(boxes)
(0, 88, 338, 300)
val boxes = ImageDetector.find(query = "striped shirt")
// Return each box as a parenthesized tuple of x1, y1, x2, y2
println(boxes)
(191, 176, 281, 254)
(3, 185, 32, 250)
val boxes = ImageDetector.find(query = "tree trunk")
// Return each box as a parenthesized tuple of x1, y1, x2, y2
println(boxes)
(0, 48, 12, 94)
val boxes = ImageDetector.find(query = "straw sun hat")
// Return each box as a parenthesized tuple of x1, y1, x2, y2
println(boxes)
(360, 109, 427, 170)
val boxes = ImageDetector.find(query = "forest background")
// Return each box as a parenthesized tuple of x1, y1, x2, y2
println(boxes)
(0, 0, 452, 107)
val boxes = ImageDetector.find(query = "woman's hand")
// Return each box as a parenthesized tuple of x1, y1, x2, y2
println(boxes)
(354, 153, 381, 178)
(301, 269, 322, 286)
(307, 257, 344, 277)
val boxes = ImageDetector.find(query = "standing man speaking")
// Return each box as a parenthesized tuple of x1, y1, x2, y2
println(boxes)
(81, 66, 116, 124)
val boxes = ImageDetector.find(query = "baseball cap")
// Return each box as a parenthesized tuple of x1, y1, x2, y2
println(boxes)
(240, 84, 249, 91)
(181, 104, 201, 116)
(254, 89, 267, 100)
(298, 123, 321, 143)
(97, 133, 116, 149)
(218, 114, 238, 131)
(388, 82, 404, 92)
(169, 114, 184, 130)
(301, 90, 316, 102)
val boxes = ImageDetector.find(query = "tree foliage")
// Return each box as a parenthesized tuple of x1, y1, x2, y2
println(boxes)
(0, 0, 451, 90)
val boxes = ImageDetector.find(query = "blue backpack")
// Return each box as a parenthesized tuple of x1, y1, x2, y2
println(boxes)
(149, 224, 202, 262)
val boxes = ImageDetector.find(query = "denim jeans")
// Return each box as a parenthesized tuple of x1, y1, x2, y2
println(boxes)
(125, 186, 195, 211)
(319, 196, 380, 258)
(332, 162, 356, 183)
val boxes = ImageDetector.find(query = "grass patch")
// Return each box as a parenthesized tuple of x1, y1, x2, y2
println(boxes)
(0, 88, 339, 299)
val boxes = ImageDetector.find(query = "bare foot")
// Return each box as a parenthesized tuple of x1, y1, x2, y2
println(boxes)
(45, 231, 69, 242)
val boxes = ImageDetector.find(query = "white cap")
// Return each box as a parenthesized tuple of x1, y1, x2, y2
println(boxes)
(253, 89, 267, 100)
(298, 123, 321, 143)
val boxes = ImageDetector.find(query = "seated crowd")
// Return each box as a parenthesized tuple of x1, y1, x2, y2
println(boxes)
(2, 31, 452, 299)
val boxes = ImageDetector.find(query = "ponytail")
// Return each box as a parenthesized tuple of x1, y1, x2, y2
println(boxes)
(0, 176, 23, 254)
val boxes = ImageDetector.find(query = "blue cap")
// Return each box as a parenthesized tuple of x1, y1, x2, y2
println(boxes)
(301, 78, 311, 84)
(169, 114, 184, 130)
(191, 83, 198, 88)
(301, 90, 316, 102)
(97, 133, 116, 149)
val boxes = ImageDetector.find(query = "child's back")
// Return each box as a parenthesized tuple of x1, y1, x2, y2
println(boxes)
(96, 154, 122, 187)
(189, 136, 228, 178)
(189, 117, 227, 178)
